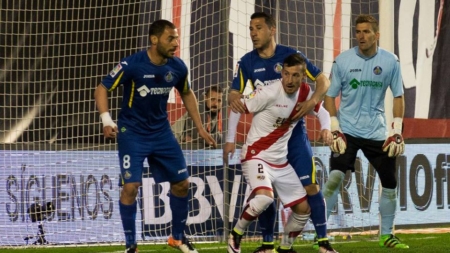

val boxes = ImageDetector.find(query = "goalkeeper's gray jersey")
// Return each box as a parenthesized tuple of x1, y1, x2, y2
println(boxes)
(327, 47, 404, 140)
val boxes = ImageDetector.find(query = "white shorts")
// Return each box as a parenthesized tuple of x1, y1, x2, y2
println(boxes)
(242, 159, 307, 207)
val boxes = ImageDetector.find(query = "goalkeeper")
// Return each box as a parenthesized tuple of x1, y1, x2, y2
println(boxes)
(323, 14, 408, 249)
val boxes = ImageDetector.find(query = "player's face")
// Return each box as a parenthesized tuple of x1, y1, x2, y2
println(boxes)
(205, 91, 223, 113)
(281, 64, 305, 94)
(156, 28, 179, 58)
(249, 17, 274, 50)
(355, 22, 379, 56)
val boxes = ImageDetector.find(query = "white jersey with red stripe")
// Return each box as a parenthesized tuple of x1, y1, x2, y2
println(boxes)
(241, 80, 313, 165)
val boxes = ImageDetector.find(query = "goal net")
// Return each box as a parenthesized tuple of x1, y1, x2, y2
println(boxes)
(1, 0, 449, 248)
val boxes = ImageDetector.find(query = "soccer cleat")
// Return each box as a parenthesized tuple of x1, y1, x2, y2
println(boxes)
(312, 235, 319, 250)
(318, 239, 338, 253)
(168, 236, 198, 253)
(228, 230, 243, 253)
(276, 246, 297, 253)
(379, 234, 409, 249)
(252, 244, 275, 253)
(124, 244, 138, 253)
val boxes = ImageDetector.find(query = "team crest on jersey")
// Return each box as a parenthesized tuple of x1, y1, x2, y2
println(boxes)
(244, 89, 258, 100)
(164, 71, 174, 82)
(109, 63, 122, 77)
(373, 66, 382, 75)
(124, 170, 132, 179)
(257, 175, 265, 180)
(274, 63, 283, 73)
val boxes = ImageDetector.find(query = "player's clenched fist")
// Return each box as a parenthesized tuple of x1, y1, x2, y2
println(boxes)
(330, 116, 347, 154)
(100, 112, 118, 139)
(382, 118, 404, 157)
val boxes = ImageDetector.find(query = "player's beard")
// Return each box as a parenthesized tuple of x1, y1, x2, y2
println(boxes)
(156, 44, 175, 58)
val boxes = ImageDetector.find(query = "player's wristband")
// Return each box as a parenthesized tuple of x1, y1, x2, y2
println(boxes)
(100, 112, 115, 127)
(393, 117, 403, 135)
(330, 116, 340, 132)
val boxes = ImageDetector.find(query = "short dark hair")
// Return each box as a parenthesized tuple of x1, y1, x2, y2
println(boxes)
(283, 53, 306, 68)
(355, 14, 379, 33)
(251, 12, 276, 28)
(205, 85, 223, 96)
(149, 19, 176, 37)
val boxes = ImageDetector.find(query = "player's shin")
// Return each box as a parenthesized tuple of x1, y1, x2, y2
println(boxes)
(119, 201, 137, 248)
(323, 170, 345, 219)
(258, 201, 276, 243)
(307, 191, 327, 239)
(280, 212, 309, 249)
(169, 193, 190, 240)
(379, 187, 397, 235)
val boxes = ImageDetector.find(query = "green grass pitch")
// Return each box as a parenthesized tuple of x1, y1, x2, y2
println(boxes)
(1, 233, 449, 253)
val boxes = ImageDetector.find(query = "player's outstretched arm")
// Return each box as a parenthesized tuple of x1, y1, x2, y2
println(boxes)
(292, 73, 330, 121)
(180, 89, 217, 148)
(94, 84, 118, 139)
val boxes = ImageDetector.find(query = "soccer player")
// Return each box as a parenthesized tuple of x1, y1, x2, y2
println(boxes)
(322, 14, 408, 249)
(227, 53, 333, 253)
(94, 19, 216, 253)
(224, 12, 336, 253)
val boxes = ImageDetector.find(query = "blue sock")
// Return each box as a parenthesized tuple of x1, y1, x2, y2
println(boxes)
(170, 193, 189, 240)
(308, 191, 327, 239)
(379, 187, 396, 235)
(323, 170, 345, 219)
(258, 201, 276, 243)
(119, 201, 137, 248)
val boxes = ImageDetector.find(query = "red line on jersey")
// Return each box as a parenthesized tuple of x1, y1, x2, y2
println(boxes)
(244, 84, 310, 161)
(333, 0, 342, 59)
(172, 0, 182, 104)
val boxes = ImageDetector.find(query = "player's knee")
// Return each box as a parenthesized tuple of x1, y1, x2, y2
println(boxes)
(304, 184, 319, 195)
(379, 176, 397, 189)
(323, 170, 345, 197)
(170, 179, 190, 197)
(250, 195, 274, 216)
(121, 182, 140, 200)
(290, 200, 311, 215)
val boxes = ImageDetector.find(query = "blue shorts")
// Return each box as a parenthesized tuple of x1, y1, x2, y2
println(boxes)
(117, 127, 188, 185)
(287, 121, 316, 186)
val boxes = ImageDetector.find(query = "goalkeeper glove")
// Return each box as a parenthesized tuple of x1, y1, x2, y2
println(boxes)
(382, 117, 405, 157)
(330, 116, 347, 154)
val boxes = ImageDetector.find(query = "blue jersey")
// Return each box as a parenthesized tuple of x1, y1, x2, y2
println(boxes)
(101, 50, 190, 135)
(231, 44, 322, 93)
(326, 47, 404, 140)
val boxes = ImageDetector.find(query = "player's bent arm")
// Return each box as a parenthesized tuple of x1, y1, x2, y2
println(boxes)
(310, 73, 330, 104)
